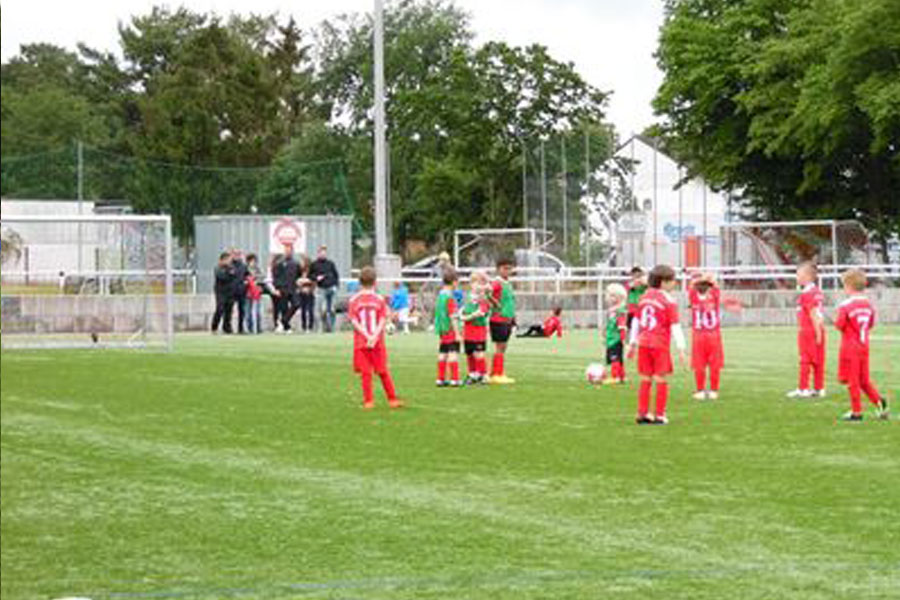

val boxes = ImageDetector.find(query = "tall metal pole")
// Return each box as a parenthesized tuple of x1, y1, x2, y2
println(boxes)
(678, 165, 684, 270)
(77, 140, 84, 273)
(584, 129, 590, 266)
(540, 139, 547, 239)
(652, 137, 658, 265)
(702, 184, 708, 267)
(373, 0, 388, 256)
(561, 135, 568, 257)
(630, 134, 636, 266)
(521, 142, 528, 228)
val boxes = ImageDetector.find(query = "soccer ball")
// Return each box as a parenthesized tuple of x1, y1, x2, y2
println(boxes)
(385, 322, 396, 335)
(585, 363, 606, 384)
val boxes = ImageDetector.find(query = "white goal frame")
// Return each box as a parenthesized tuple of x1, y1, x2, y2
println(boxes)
(0, 214, 174, 351)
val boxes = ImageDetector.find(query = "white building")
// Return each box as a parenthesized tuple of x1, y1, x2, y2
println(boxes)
(612, 135, 731, 269)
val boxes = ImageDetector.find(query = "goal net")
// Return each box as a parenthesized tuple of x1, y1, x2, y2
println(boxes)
(1, 214, 174, 350)
(453, 228, 560, 272)
(720, 220, 872, 269)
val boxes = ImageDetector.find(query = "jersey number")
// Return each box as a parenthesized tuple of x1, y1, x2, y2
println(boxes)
(694, 309, 718, 330)
(359, 307, 379, 335)
(639, 306, 658, 330)
(856, 315, 871, 344)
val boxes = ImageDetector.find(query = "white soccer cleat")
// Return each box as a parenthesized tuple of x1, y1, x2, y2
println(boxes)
(786, 389, 812, 399)
(707, 391, 719, 400)
(692, 391, 708, 401)
(812, 389, 826, 398)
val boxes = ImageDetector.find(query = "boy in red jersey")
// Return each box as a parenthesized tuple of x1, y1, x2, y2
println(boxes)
(518, 307, 564, 338)
(461, 270, 491, 384)
(835, 269, 889, 421)
(488, 257, 516, 384)
(435, 268, 462, 387)
(626, 264, 687, 425)
(348, 266, 403, 410)
(786, 262, 827, 398)
(689, 273, 724, 400)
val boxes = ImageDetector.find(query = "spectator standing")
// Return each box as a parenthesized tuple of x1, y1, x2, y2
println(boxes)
(298, 254, 316, 332)
(310, 244, 340, 332)
(390, 281, 411, 334)
(272, 245, 301, 333)
(211, 252, 236, 334)
(245, 253, 263, 334)
(266, 254, 282, 330)
(231, 249, 249, 334)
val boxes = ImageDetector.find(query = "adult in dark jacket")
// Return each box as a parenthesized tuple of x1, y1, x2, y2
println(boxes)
(231, 249, 249, 334)
(309, 245, 340, 332)
(211, 251, 236, 333)
(271, 245, 301, 332)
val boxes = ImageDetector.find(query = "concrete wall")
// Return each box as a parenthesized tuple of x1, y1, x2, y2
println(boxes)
(3, 288, 898, 335)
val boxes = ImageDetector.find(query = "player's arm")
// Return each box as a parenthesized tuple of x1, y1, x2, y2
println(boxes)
(834, 306, 847, 331)
(626, 316, 640, 357)
(809, 304, 825, 345)
(669, 302, 688, 366)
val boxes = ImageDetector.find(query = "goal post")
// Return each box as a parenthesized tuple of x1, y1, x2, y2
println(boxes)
(1, 214, 174, 351)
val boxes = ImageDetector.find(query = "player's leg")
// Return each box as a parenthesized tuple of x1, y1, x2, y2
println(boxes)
(636, 346, 654, 423)
(653, 372, 670, 424)
(447, 349, 461, 386)
(693, 368, 706, 399)
(841, 357, 863, 421)
(437, 350, 449, 386)
(491, 341, 507, 378)
(475, 349, 487, 381)
(858, 355, 885, 415)
(813, 342, 826, 396)
(708, 366, 721, 399)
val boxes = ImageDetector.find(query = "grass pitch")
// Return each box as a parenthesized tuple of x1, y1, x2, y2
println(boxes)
(1, 327, 898, 599)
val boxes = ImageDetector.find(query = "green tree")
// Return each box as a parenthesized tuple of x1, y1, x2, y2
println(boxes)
(654, 0, 900, 256)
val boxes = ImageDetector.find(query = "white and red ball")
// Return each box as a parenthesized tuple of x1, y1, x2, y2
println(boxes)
(585, 362, 606, 384)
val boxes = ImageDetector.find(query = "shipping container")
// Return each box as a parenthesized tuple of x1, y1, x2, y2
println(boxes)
(194, 215, 353, 293)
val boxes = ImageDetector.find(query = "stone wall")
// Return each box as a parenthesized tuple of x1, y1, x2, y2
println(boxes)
(2, 288, 898, 335)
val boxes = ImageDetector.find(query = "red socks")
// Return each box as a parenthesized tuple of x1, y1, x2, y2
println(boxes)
(656, 382, 669, 417)
(361, 372, 374, 406)
(438, 361, 459, 382)
(466, 355, 476, 374)
(492, 354, 504, 376)
(709, 368, 720, 392)
(610, 362, 624, 380)
(380, 372, 397, 400)
(694, 370, 706, 391)
(799, 362, 811, 390)
(638, 380, 652, 416)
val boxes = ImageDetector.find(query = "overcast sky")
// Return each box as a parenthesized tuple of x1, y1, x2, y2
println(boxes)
(0, 0, 665, 136)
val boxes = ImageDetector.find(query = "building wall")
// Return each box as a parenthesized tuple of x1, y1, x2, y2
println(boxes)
(615, 137, 730, 268)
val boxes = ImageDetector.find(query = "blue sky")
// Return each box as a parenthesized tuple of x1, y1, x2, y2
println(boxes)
(1, 0, 665, 136)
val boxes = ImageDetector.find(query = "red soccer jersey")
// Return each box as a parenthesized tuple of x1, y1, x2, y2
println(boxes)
(835, 295, 875, 356)
(463, 299, 490, 342)
(689, 287, 721, 334)
(797, 283, 825, 343)
(543, 315, 563, 338)
(349, 290, 388, 350)
(636, 288, 680, 350)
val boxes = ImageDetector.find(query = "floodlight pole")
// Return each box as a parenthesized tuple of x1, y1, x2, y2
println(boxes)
(77, 140, 84, 273)
(374, 0, 388, 257)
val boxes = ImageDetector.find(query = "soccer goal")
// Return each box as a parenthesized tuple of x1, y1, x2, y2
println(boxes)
(0, 214, 174, 350)
(719, 219, 872, 268)
(453, 227, 561, 271)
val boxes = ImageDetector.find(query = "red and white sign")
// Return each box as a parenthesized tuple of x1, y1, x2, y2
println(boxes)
(269, 218, 307, 254)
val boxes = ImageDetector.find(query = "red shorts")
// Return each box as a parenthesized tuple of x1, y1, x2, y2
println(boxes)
(353, 344, 388, 375)
(798, 337, 825, 366)
(838, 352, 869, 385)
(638, 346, 673, 376)
(691, 332, 723, 370)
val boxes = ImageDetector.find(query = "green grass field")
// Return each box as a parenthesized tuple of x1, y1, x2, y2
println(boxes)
(2, 327, 898, 599)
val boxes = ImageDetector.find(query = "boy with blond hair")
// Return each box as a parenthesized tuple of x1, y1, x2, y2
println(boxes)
(835, 269, 889, 421)
(603, 283, 629, 384)
(461, 270, 491, 384)
(435, 268, 462, 387)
